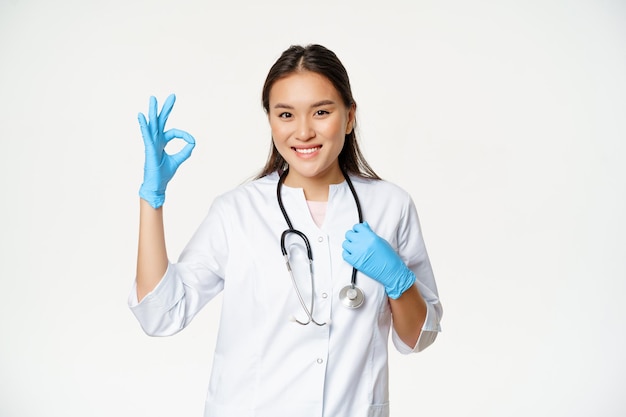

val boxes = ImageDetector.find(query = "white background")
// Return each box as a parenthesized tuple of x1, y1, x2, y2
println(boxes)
(1, 0, 625, 416)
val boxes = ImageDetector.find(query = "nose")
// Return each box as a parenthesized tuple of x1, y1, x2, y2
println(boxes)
(295, 118, 315, 141)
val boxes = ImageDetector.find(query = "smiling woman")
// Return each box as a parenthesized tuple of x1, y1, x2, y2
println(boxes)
(268, 71, 355, 199)
(128, 44, 442, 417)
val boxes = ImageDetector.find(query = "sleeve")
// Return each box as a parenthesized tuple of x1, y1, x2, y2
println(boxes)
(391, 192, 443, 354)
(128, 198, 230, 337)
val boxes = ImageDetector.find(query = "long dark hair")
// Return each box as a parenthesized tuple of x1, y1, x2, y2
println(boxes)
(256, 44, 380, 180)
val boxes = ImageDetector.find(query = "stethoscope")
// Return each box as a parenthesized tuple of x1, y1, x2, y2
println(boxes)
(277, 168, 365, 326)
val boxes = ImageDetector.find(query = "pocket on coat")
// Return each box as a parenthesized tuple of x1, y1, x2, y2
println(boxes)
(368, 402, 390, 417)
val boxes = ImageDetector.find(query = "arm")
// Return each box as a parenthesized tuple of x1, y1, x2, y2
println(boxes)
(134, 94, 195, 302)
(342, 221, 434, 349)
(136, 199, 168, 301)
(389, 285, 427, 348)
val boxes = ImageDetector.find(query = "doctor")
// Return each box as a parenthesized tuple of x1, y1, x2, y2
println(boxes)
(129, 44, 442, 417)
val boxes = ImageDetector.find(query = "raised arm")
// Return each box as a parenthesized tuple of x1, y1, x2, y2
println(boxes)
(136, 199, 168, 301)
(135, 94, 195, 301)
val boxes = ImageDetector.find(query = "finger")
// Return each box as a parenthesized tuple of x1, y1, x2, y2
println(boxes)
(344, 229, 356, 241)
(164, 128, 195, 144)
(158, 94, 176, 132)
(164, 129, 196, 165)
(170, 142, 195, 166)
(137, 113, 152, 147)
(148, 96, 158, 138)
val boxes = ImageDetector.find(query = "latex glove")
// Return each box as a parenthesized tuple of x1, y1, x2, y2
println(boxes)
(138, 94, 195, 209)
(342, 222, 416, 299)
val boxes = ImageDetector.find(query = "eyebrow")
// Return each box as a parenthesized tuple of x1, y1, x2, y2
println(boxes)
(273, 100, 336, 110)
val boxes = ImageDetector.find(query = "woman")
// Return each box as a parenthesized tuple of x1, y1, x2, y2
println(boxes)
(130, 44, 442, 417)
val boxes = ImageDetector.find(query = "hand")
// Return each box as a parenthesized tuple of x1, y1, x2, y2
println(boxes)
(138, 94, 195, 209)
(342, 222, 416, 299)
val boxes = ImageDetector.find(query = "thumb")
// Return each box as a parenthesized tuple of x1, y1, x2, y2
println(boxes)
(164, 129, 196, 165)
(171, 142, 195, 166)
(354, 221, 372, 233)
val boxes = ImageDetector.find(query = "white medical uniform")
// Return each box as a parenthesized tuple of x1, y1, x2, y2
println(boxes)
(129, 172, 442, 417)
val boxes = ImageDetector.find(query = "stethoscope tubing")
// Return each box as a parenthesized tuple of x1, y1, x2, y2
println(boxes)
(342, 169, 363, 288)
(277, 168, 364, 324)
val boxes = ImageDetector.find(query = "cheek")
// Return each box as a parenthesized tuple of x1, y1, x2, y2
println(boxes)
(269, 121, 290, 141)
(322, 121, 346, 140)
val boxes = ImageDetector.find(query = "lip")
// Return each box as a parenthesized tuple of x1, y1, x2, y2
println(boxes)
(292, 145, 322, 158)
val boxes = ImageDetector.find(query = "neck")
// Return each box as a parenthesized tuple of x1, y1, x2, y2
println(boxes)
(283, 167, 345, 202)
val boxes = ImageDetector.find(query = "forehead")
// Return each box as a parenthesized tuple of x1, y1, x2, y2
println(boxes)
(269, 71, 341, 105)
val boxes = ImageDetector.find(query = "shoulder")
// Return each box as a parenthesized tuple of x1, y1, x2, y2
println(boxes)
(350, 176, 412, 203)
(348, 176, 417, 228)
(211, 172, 279, 210)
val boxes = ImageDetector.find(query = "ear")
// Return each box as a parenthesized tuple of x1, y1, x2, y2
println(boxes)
(346, 103, 356, 134)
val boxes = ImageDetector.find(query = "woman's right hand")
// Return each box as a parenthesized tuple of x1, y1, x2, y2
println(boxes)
(138, 94, 195, 209)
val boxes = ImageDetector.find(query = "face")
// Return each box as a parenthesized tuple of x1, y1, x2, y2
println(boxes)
(268, 71, 355, 188)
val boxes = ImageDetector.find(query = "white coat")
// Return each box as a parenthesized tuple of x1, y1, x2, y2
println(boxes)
(129, 172, 442, 417)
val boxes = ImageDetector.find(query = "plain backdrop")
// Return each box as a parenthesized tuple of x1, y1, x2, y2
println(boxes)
(1, 0, 625, 416)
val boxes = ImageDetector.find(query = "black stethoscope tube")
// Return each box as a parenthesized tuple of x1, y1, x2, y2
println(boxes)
(277, 168, 364, 321)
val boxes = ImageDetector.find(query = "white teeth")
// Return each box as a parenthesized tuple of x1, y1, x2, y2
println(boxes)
(295, 147, 320, 154)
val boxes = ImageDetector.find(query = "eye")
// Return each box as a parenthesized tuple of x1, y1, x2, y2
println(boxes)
(315, 110, 329, 116)
(279, 112, 293, 119)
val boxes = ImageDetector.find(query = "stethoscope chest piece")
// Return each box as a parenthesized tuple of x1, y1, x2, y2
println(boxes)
(339, 285, 364, 309)
(278, 168, 366, 321)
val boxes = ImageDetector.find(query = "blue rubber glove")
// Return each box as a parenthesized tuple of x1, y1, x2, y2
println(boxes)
(138, 94, 195, 209)
(342, 222, 416, 299)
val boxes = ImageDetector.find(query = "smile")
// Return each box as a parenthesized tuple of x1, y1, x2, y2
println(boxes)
(294, 146, 321, 154)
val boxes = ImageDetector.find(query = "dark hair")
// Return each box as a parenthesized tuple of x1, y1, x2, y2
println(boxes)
(256, 44, 380, 180)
